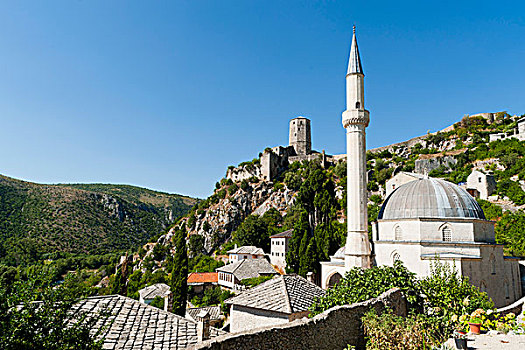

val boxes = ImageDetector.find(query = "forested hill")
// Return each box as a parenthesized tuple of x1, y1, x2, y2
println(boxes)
(0, 174, 198, 266)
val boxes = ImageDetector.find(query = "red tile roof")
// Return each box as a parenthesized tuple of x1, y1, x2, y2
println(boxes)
(187, 272, 218, 284)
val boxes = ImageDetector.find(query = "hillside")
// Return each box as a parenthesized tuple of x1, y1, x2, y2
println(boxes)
(0, 175, 198, 265)
(131, 111, 525, 282)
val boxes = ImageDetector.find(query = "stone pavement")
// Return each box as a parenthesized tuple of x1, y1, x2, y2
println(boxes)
(446, 334, 525, 349)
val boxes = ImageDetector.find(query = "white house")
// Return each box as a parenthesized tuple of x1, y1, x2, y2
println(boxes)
(270, 229, 293, 271)
(216, 258, 278, 290)
(466, 169, 496, 200)
(138, 283, 171, 311)
(225, 274, 326, 333)
(227, 245, 266, 264)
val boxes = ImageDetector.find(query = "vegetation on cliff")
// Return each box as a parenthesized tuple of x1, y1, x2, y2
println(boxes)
(0, 174, 197, 266)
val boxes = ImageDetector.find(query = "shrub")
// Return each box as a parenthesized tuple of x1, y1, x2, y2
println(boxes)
(362, 310, 447, 350)
(309, 261, 421, 316)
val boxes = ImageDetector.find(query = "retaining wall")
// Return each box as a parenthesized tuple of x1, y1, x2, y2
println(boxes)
(187, 288, 406, 350)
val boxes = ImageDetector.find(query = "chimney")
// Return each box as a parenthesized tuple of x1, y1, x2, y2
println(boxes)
(164, 292, 173, 313)
(196, 310, 210, 342)
(306, 272, 315, 284)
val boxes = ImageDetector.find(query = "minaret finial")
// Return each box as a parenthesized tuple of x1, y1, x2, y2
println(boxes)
(353, 25, 356, 34)
(347, 26, 363, 75)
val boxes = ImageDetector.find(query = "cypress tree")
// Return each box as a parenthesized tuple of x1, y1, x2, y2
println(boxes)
(171, 227, 188, 316)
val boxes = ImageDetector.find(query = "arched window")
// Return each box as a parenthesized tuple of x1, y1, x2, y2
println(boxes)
(355, 102, 361, 109)
(392, 252, 400, 264)
(442, 226, 452, 242)
(490, 254, 496, 275)
(327, 273, 342, 288)
(394, 226, 402, 240)
(480, 281, 487, 293)
(504, 280, 510, 299)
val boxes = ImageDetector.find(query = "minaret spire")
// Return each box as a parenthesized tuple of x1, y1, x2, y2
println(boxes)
(342, 25, 371, 270)
(347, 25, 363, 75)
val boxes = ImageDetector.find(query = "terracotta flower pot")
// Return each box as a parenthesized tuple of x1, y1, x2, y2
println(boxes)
(469, 322, 481, 334)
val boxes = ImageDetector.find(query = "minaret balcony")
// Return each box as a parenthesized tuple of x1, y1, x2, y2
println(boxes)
(342, 109, 369, 128)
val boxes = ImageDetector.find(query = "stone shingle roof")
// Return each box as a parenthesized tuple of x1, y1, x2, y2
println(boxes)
(227, 245, 265, 255)
(71, 295, 225, 350)
(186, 305, 222, 322)
(270, 229, 293, 239)
(138, 283, 170, 300)
(216, 258, 278, 280)
(224, 275, 326, 314)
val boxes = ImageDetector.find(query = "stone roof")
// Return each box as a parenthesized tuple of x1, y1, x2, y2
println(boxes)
(186, 305, 222, 322)
(378, 177, 486, 220)
(270, 229, 293, 239)
(187, 272, 218, 284)
(225, 275, 326, 314)
(138, 283, 170, 300)
(216, 259, 277, 280)
(347, 26, 363, 75)
(71, 295, 225, 350)
(227, 246, 265, 255)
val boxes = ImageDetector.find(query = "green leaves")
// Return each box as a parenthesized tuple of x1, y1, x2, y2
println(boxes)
(0, 268, 106, 350)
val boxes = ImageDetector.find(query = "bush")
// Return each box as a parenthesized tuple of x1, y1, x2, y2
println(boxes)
(309, 261, 421, 316)
(362, 310, 447, 350)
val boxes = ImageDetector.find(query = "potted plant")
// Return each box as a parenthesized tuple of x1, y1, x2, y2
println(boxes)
(453, 331, 468, 349)
(467, 309, 485, 334)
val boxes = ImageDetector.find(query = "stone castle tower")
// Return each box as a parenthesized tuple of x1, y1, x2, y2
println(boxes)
(343, 26, 372, 269)
(289, 117, 311, 155)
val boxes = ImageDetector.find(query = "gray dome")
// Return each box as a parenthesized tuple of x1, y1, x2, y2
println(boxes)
(378, 177, 485, 220)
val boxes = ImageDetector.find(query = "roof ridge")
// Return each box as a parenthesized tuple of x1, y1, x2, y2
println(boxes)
(281, 275, 293, 313)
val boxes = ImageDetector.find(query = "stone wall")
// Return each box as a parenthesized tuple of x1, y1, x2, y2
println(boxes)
(187, 288, 406, 350)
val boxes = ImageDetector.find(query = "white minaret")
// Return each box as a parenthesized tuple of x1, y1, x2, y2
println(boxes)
(343, 26, 372, 269)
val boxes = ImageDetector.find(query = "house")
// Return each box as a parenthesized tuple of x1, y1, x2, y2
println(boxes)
(227, 245, 266, 263)
(224, 274, 326, 333)
(138, 283, 171, 311)
(466, 170, 496, 200)
(270, 229, 293, 271)
(216, 258, 278, 290)
(385, 172, 425, 197)
(72, 294, 225, 349)
(187, 272, 218, 294)
(186, 305, 224, 328)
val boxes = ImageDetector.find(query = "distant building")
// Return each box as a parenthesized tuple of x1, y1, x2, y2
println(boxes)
(489, 116, 525, 142)
(227, 245, 266, 264)
(270, 229, 293, 271)
(138, 283, 171, 311)
(187, 272, 218, 294)
(466, 170, 496, 200)
(216, 258, 278, 290)
(385, 172, 425, 197)
(186, 305, 223, 328)
(74, 294, 225, 349)
(225, 274, 325, 333)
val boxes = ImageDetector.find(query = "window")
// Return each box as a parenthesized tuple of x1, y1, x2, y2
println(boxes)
(394, 226, 402, 240)
(442, 226, 451, 242)
(505, 281, 510, 299)
(490, 254, 496, 275)
(480, 281, 487, 293)
(355, 102, 360, 109)
(478, 177, 482, 183)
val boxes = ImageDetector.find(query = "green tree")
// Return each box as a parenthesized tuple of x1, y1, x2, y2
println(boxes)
(170, 227, 188, 316)
(0, 268, 106, 350)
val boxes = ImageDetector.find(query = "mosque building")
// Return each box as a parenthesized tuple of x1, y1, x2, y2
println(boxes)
(320, 27, 522, 308)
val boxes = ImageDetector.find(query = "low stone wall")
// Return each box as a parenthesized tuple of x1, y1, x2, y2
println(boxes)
(496, 295, 525, 316)
(187, 288, 406, 350)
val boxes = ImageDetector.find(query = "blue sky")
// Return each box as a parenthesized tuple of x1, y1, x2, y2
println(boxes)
(0, 1, 524, 198)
